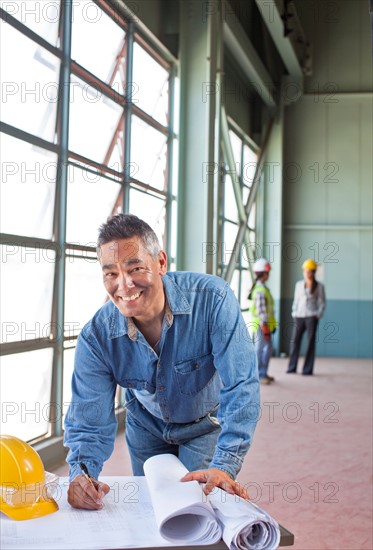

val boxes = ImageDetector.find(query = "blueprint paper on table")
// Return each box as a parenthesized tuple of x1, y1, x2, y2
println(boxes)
(0, 454, 280, 550)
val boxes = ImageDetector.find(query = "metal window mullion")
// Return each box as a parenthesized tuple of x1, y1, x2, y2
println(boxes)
(0, 340, 55, 357)
(106, 0, 178, 66)
(93, 0, 129, 31)
(223, 118, 274, 283)
(122, 22, 134, 213)
(237, 140, 245, 302)
(68, 152, 122, 180)
(130, 179, 170, 200)
(70, 60, 125, 106)
(0, 233, 56, 249)
(131, 104, 171, 137)
(0, 122, 59, 154)
(50, 0, 73, 438)
(68, 161, 122, 185)
(165, 64, 176, 259)
(118, 20, 134, 408)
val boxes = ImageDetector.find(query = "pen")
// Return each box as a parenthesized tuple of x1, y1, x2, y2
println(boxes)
(80, 462, 96, 489)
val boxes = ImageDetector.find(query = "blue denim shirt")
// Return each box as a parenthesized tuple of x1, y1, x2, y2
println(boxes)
(64, 272, 260, 481)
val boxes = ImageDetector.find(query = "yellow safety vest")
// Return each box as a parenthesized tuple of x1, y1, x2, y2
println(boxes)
(249, 283, 277, 334)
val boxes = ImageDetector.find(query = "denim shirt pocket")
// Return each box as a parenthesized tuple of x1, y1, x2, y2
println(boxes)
(173, 353, 215, 396)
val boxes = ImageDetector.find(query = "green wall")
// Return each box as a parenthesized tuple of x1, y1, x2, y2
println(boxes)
(280, 0, 373, 357)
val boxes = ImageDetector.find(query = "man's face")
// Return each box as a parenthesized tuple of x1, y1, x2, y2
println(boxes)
(99, 237, 167, 323)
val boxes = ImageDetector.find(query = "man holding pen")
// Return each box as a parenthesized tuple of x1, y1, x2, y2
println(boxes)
(64, 214, 260, 509)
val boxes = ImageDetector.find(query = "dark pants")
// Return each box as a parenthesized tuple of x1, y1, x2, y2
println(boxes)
(287, 316, 319, 375)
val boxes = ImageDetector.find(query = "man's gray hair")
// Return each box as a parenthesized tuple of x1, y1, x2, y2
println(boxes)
(97, 214, 161, 259)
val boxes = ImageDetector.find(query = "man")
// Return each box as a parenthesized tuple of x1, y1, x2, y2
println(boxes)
(64, 214, 259, 510)
(248, 258, 277, 385)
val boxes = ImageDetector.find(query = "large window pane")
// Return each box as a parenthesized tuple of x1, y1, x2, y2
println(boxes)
(229, 130, 242, 165)
(223, 221, 239, 265)
(129, 188, 166, 249)
(133, 43, 169, 126)
(248, 203, 256, 230)
(66, 165, 121, 244)
(224, 175, 239, 223)
(0, 348, 53, 441)
(64, 256, 107, 335)
(0, 245, 55, 344)
(131, 116, 167, 190)
(71, 1, 125, 86)
(1, 0, 61, 46)
(0, 134, 57, 239)
(69, 75, 123, 162)
(0, 20, 60, 141)
(243, 145, 257, 188)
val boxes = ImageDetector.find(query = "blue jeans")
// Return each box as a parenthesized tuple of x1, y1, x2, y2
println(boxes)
(125, 393, 221, 475)
(254, 330, 273, 380)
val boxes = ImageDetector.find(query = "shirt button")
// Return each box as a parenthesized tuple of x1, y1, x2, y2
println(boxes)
(159, 385, 165, 391)
(157, 361, 161, 368)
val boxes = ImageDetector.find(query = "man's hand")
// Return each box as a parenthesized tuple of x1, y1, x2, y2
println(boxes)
(67, 474, 110, 510)
(261, 323, 271, 341)
(180, 468, 249, 500)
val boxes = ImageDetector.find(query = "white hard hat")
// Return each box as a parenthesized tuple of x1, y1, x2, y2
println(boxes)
(253, 258, 271, 273)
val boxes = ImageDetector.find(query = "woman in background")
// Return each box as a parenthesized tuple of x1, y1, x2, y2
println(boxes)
(287, 259, 326, 375)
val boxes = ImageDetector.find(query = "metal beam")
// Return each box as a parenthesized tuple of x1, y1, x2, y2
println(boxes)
(165, 63, 176, 260)
(177, 0, 221, 272)
(223, 1, 276, 109)
(50, 0, 72, 438)
(105, 0, 178, 65)
(255, 0, 304, 80)
(221, 107, 252, 269)
(285, 224, 373, 231)
(224, 118, 274, 283)
(302, 92, 373, 102)
(123, 22, 134, 212)
(220, 106, 246, 225)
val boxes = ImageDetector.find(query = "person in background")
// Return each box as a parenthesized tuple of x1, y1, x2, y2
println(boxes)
(64, 214, 260, 510)
(248, 258, 277, 385)
(287, 259, 326, 375)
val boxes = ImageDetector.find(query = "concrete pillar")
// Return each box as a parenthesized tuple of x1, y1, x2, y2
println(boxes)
(262, 104, 284, 355)
(177, 0, 222, 272)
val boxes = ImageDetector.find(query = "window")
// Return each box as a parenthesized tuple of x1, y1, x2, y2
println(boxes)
(219, 126, 259, 317)
(0, 0, 177, 444)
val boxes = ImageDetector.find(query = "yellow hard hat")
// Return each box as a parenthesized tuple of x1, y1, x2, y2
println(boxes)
(302, 259, 317, 271)
(0, 435, 59, 521)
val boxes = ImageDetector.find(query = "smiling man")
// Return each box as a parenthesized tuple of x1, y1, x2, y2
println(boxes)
(64, 214, 260, 510)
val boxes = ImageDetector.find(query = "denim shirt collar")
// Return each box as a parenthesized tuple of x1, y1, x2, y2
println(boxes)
(107, 273, 191, 340)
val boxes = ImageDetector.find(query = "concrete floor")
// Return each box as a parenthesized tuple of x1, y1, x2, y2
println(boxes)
(54, 357, 373, 550)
